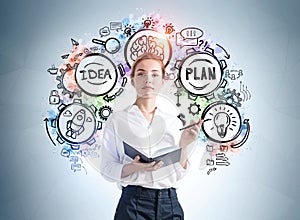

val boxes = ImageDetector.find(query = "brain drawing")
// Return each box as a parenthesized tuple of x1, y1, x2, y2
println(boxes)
(129, 35, 165, 61)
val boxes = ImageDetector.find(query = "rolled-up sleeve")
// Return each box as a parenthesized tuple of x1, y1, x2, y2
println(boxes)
(173, 118, 195, 181)
(98, 106, 198, 188)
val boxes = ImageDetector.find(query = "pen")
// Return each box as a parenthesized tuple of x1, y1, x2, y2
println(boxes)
(179, 120, 201, 131)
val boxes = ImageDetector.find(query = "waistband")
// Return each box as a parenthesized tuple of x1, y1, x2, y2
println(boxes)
(122, 185, 177, 200)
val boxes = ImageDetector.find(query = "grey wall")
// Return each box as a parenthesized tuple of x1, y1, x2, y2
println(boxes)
(0, 0, 299, 219)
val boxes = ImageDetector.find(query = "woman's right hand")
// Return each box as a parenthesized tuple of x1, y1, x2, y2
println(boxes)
(121, 156, 164, 178)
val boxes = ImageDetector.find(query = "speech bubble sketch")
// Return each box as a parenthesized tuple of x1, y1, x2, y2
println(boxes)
(181, 27, 203, 39)
(110, 22, 122, 31)
(175, 27, 203, 47)
(176, 32, 198, 47)
(99, 26, 110, 37)
(45, 12, 251, 176)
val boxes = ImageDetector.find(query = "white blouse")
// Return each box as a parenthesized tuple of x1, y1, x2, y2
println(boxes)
(99, 104, 192, 189)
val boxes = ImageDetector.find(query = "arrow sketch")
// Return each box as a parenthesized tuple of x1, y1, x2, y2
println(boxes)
(44, 118, 56, 146)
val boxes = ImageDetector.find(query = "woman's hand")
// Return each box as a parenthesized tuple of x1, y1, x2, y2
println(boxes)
(178, 119, 202, 169)
(179, 119, 202, 149)
(121, 156, 164, 178)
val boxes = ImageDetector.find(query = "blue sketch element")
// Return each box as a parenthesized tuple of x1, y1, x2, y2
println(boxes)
(45, 13, 251, 176)
(218, 88, 243, 108)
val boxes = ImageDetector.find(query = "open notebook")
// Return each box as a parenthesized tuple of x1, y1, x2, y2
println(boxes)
(123, 142, 181, 167)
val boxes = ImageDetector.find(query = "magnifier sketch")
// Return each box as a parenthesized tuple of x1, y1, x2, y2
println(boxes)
(92, 38, 121, 54)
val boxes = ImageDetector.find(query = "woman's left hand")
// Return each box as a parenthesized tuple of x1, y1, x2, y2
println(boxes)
(179, 119, 202, 148)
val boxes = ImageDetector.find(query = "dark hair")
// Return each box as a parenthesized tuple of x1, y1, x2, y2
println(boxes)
(130, 52, 166, 78)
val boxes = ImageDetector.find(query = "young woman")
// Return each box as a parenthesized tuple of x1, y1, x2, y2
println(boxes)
(100, 52, 201, 220)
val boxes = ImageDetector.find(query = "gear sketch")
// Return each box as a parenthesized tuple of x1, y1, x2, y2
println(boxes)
(188, 103, 201, 116)
(98, 105, 113, 121)
(218, 88, 242, 107)
(56, 64, 82, 98)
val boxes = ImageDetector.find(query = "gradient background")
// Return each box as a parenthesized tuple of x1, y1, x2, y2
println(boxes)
(1, 0, 299, 219)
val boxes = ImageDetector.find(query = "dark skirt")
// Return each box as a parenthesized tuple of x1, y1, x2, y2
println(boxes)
(114, 185, 184, 220)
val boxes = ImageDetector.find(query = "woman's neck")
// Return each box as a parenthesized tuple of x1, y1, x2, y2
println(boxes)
(134, 97, 157, 122)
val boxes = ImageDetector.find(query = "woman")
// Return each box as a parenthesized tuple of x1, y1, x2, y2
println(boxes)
(100, 52, 201, 220)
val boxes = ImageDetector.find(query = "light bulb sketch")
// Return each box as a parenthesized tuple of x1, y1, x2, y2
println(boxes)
(163, 23, 175, 34)
(201, 102, 241, 143)
(144, 20, 151, 28)
(123, 24, 135, 37)
(142, 17, 155, 29)
(44, 13, 252, 176)
(213, 112, 230, 138)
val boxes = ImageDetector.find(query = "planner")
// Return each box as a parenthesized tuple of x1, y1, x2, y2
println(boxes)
(123, 142, 182, 167)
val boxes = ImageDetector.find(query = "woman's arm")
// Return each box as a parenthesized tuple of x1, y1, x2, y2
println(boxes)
(121, 155, 164, 178)
(179, 119, 202, 168)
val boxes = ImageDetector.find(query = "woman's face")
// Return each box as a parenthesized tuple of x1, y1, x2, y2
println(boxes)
(131, 59, 164, 98)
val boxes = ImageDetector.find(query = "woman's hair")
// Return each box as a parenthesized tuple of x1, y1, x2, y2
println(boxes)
(130, 52, 166, 78)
